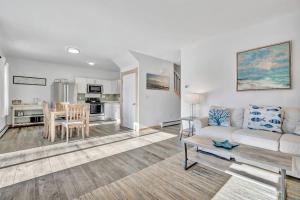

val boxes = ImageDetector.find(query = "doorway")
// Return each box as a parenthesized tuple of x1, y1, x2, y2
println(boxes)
(121, 69, 137, 130)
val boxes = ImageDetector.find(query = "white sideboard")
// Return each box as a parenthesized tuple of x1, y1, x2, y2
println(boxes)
(11, 104, 44, 127)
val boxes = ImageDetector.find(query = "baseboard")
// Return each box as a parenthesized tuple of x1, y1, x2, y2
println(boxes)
(161, 120, 181, 128)
(0, 125, 9, 138)
(138, 125, 161, 136)
(139, 125, 161, 131)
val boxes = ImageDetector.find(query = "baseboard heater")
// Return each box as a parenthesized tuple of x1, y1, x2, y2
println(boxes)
(0, 125, 9, 139)
(161, 120, 181, 128)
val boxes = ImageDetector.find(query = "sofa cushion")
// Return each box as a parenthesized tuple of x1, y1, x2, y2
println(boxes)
(247, 105, 283, 133)
(232, 129, 281, 151)
(196, 126, 239, 141)
(295, 125, 300, 136)
(282, 108, 300, 134)
(280, 134, 300, 155)
(243, 108, 250, 129)
(229, 108, 244, 128)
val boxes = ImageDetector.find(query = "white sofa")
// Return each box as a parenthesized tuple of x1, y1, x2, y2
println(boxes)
(194, 107, 300, 178)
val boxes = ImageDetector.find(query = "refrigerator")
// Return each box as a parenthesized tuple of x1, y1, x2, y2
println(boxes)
(52, 81, 76, 105)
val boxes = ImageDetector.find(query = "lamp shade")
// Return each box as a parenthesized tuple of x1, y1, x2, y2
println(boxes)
(184, 93, 205, 105)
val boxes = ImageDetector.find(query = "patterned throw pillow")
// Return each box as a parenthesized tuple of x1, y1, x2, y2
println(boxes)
(208, 107, 231, 127)
(247, 105, 283, 133)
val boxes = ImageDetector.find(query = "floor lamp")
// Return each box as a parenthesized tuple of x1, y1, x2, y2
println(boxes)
(184, 93, 204, 118)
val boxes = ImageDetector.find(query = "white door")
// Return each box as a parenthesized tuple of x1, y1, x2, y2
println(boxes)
(122, 73, 136, 129)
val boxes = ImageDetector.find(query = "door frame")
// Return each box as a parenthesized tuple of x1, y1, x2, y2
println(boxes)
(120, 68, 138, 130)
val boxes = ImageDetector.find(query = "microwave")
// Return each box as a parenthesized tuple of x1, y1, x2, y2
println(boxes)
(87, 84, 103, 94)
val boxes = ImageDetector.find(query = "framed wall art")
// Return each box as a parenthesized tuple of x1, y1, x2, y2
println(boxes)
(13, 76, 47, 86)
(237, 41, 291, 91)
(146, 73, 169, 91)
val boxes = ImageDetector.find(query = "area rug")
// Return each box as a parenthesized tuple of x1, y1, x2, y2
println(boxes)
(212, 176, 278, 200)
(77, 151, 282, 200)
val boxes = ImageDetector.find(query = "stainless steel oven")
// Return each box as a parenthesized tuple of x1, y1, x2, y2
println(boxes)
(87, 84, 103, 94)
(86, 98, 104, 115)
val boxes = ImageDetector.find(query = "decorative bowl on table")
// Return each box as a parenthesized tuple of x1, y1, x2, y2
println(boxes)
(212, 139, 239, 150)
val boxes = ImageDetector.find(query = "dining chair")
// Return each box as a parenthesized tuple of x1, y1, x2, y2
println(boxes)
(61, 103, 86, 142)
(55, 102, 69, 111)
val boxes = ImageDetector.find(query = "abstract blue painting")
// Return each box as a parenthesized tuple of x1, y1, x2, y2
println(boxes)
(237, 41, 291, 91)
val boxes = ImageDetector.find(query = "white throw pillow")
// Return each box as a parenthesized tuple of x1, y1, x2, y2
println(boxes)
(247, 105, 283, 133)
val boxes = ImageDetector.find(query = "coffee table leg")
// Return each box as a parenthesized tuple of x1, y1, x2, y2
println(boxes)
(179, 120, 183, 141)
(280, 168, 286, 200)
(184, 143, 197, 170)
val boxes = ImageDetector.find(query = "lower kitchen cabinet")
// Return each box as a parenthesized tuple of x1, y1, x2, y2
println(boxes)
(104, 103, 111, 119)
(104, 102, 120, 120)
(111, 103, 120, 120)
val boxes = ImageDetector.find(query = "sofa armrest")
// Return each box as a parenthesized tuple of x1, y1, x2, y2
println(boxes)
(194, 117, 209, 129)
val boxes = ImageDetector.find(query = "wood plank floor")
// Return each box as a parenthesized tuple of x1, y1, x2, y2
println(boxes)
(0, 125, 299, 200)
(0, 122, 132, 154)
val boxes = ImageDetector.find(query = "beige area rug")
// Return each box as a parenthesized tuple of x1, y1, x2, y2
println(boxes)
(77, 151, 282, 200)
(212, 163, 280, 200)
(212, 176, 278, 200)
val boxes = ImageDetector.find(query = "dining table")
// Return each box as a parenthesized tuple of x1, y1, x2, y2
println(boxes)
(49, 108, 90, 142)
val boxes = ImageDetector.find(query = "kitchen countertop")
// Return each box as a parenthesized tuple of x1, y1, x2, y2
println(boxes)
(101, 101, 120, 103)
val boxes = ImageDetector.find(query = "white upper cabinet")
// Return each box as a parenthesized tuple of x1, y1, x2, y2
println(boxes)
(102, 80, 111, 94)
(76, 78, 87, 93)
(110, 80, 120, 94)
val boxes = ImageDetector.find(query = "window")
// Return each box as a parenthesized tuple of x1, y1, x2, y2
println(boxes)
(0, 58, 9, 117)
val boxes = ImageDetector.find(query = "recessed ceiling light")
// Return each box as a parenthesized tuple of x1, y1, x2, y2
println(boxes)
(66, 47, 80, 54)
(87, 61, 95, 66)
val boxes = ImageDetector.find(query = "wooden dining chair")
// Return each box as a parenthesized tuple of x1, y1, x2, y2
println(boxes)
(55, 102, 69, 111)
(61, 104, 86, 142)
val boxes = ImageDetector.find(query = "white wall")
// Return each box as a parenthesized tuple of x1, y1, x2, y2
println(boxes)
(181, 12, 300, 118)
(133, 52, 181, 128)
(8, 57, 120, 104)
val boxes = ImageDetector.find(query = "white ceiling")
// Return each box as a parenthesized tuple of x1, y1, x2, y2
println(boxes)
(0, 0, 299, 71)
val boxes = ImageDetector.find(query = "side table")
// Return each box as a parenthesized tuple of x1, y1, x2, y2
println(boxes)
(179, 117, 198, 141)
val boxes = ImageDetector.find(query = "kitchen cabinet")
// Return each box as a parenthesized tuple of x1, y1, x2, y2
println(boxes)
(110, 80, 120, 94)
(104, 103, 111, 118)
(111, 103, 120, 120)
(76, 78, 87, 93)
(102, 80, 112, 94)
(104, 102, 120, 120)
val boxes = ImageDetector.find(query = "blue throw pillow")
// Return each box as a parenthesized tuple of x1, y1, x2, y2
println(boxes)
(247, 105, 283, 133)
(208, 107, 231, 127)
